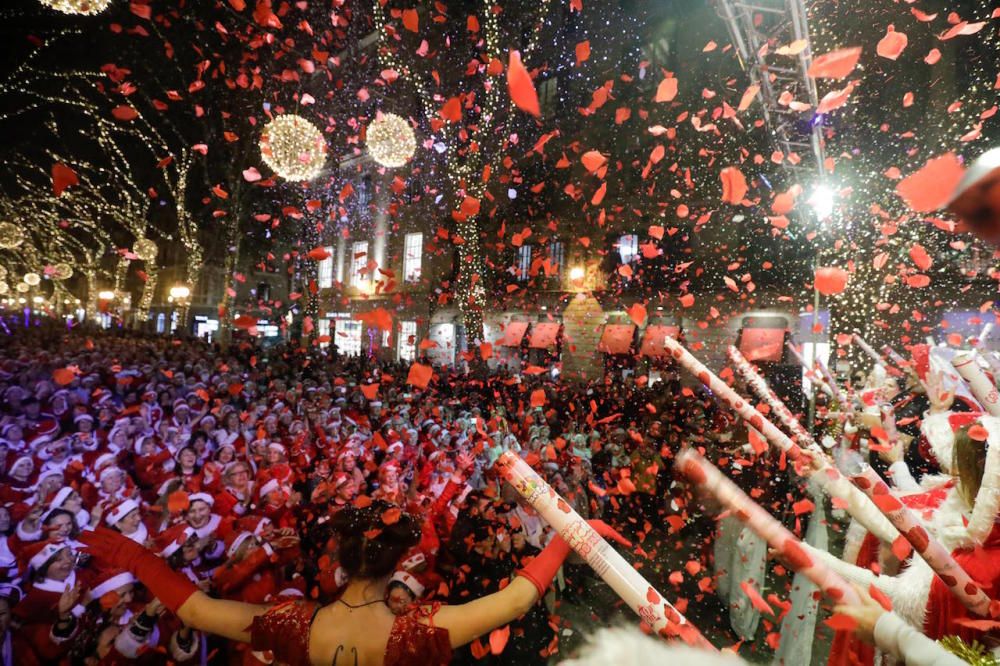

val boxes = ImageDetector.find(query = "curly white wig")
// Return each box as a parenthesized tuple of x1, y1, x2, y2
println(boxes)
(560, 627, 743, 666)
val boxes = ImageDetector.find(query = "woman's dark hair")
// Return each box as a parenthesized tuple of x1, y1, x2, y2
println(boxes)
(330, 500, 419, 579)
(43, 508, 79, 539)
(955, 425, 988, 507)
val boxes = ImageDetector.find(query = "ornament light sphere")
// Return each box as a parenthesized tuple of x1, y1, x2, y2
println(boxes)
(366, 113, 417, 168)
(52, 263, 73, 280)
(38, 0, 112, 14)
(259, 114, 327, 182)
(0, 282, 7, 295)
(0, 223, 23, 250)
(133, 238, 158, 262)
(24, 272, 41, 287)
(15, 282, 29, 293)
(0, 265, 6, 281)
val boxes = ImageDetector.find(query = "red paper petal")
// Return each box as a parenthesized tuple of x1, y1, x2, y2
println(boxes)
(808, 47, 862, 79)
(895, 153, 964, 212)
(507, 50, 540, 117)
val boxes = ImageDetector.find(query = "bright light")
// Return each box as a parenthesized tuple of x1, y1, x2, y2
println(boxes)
(98, 290, 115, 301)
(32, 296, 43, 304)
(809, 185, 835, 221)
(169, 285, 191, 300)
(569, 266, 585, 280)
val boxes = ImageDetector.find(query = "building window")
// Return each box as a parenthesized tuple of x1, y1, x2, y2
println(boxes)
(398, 320, 417, 361)
(358, 174, 373, 209)
(335, 319, 363, 356)
(318, 318, 331, 348)
(517, 244, 532, 281)
(317, 246, 334, 289)
(618, 234, 639, 264)
(351, 241, 369, 288)
(549, 240, 565, 277)
(538, 76, 558, 115)
(403, 233, 422, 283)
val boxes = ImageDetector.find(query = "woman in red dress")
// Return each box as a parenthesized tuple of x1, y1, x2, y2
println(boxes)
(80, 499, 626, 666)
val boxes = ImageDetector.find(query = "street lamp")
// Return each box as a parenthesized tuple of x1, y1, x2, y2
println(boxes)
(168, 284, 192, 334)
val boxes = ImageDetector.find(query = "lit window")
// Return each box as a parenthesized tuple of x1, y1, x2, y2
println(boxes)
(403, 233, 422, 283)
(398, 320, 417, 361)
(318, 318, 331, 348)
(351, 241, 369, 288)
(335, 319, 363, 356)
(618, 234, 639, 264)
(517, 244, 532, 281)
(549, 241, 565, 277)
(317, 246, 334, 289)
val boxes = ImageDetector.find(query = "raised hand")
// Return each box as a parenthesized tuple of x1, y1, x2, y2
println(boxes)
(58, 581, 82, 617)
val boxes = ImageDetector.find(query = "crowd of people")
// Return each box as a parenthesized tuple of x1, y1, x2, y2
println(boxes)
(1, 319, 999, 665)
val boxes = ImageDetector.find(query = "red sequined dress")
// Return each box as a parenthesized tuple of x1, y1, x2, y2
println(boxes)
(249, 600, 453, 666)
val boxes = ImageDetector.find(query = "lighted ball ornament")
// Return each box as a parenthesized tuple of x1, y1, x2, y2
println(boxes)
(133, 238, 158, 262)
(50, 263, 73, 280)
(38, 0, 112, 15)
(0, 223, 23, 250)
(365, 113, 417, 168)
(259, 114, 327, 182)
(23, 272, 41, 287)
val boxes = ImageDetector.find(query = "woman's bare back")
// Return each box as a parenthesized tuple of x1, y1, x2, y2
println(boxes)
(308, 603, 398, 666)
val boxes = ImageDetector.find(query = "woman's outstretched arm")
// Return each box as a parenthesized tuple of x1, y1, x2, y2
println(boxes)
(175, 592, 269, 643)
(432, 576, 539, 648)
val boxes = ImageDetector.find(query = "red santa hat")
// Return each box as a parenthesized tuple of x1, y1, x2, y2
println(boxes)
(90, 567, 136, 600)
(258, 478, 282, 499)
(73, 413, 94, 425)
(234, 515, 271, 536)
(48, 486, 75, 512)
(389, 571, 425, 597)
(400, 550, 426, 572)
(154, 523, 195, 557)
(21, 540, 69, 576)
(104, 499, 139, 527)
(224, 530, 255, 558)
(91, 452, 117, 475)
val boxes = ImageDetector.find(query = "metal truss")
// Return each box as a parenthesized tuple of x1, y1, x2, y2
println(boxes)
(716, 0, 826, 179)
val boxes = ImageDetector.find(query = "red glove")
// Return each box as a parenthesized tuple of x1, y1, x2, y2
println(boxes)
(517, 520, 631, 598)
(79, 527, 198, 615)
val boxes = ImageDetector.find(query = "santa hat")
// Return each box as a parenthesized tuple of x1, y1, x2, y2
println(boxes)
(21, 541, 69, 576)
(267, 442, 287, 456)
(188, 493, 214, 508)
(49, 487, 75, 512)
(29, 435, 54, 453)
(400, 551, 426, 572)
(234, 515, 271, 536)
(225, 530, 255, 558)
(389, 571, 425, 597)
(91, 452, 117, 475)
(99, 465, 124, 483)
(105, 499, 139, 527)
(73, 413, 94, 424)
(154, 523, 195, 557)
(173, 399, 190, 412)
(258, 478, 282, 499)
(922, 411, 981, 474)
(90, 567, 136, 600)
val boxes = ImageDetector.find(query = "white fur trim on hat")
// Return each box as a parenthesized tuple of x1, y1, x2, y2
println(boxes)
(91, 571, 136, 599)
(389, 571, 425, 597)
(29, 543, 68, 573)
(258, 479, 281, 498)
(921, 411, 956, 474)
(226, 531, 255, 558)
(105, 499, 139, 527)
(400, 552, 426, 571)
(49, 487, 75, 511)
(188, 493, 214, 507)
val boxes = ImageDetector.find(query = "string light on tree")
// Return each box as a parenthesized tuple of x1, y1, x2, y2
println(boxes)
(259, 114, 327, 182)
(37, 0, 111, 15)
(23, 272, 41, 287)
(0, 223, 23, 249)
(51, 263, 73, 280)
(366, 113, 417, 168)
(133, 237, 158, 262)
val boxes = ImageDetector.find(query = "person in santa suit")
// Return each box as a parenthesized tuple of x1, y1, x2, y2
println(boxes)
(173, 445, 205, 493)
(184, 493, 225, 561)
(373, 460, 407, 506)
(0, 424, 27, 458)
(213, 410, 247, 456)
(105, 499, 150, 546)
(68, 413, 99, 454)
(212, 527, 301, 604)
(47, 486, 93, 531)
(214, 461, 255, 519)
(0, 456, 36, 505)
(386, 570, 426, 616)
(809, 415, 1000, 645)
(10, 541, 86, 664)
(132, 435, 174, 498)
(256, 479, 299, 530)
